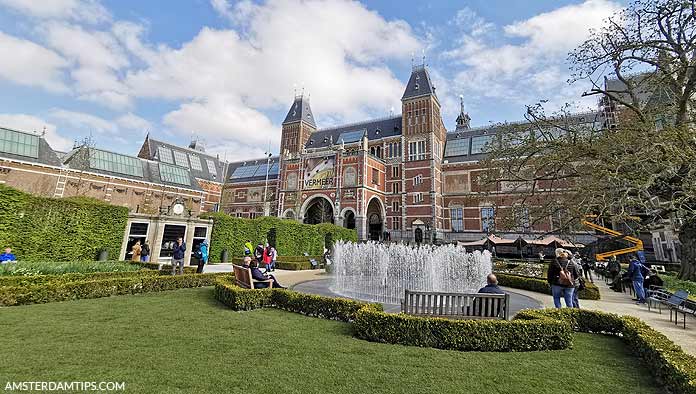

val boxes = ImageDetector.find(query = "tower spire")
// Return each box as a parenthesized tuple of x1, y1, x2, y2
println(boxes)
(456, 94, 471, 131)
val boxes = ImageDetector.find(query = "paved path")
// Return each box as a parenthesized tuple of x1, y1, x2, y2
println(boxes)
(506, 277, 696, 356)
(205, 264, 696, 356)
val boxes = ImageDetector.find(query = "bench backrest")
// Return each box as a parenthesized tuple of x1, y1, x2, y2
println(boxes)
(232, 265, 253, 289)
(666, 290, 689, 306)
(401, 290, 509, 320)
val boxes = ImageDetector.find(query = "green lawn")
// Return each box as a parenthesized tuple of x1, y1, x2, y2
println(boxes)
(0, 288, 663, 394)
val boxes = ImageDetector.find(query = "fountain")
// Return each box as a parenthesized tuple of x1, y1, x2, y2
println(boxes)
(331, 241, 492, 305)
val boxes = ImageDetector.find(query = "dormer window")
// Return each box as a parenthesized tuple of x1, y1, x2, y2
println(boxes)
(375, 128, 381, 135)
(309, 139, 314, 145)
(414, 84, 419, 90)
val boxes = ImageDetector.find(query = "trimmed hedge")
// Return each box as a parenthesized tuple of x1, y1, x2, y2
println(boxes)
(130, 261, 196, 274)
(353, 306, 572, 352)
(214, 275, 378, 321)
(0, 273, 222, 306)
(202, 214, 356, 262)
(0, 185, 128, 261)
(0, 270, 158, 288)
(515, 309, 696, 394)
(496, 273, 601, 300)
(0, 260, 140, 276)
(275, 261, 314, 270)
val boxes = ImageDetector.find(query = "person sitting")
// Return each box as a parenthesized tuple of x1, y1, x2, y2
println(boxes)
(644, 269, 664, 292)
(0, 247, 16, 263)
(478, 274, 505, 294)
(250, 260, 284, 289)
(241, 256, 252, 269)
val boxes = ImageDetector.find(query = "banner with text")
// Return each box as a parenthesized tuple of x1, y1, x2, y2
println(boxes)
(304, 156, 335, 189)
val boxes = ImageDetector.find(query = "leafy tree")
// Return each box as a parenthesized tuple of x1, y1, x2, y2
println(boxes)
(480, 0, 696, 280)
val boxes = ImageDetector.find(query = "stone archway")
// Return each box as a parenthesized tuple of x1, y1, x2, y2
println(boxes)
(302, 195, 334, 224)
(341, 208, 356, 230)
(366, 197, 384, 241)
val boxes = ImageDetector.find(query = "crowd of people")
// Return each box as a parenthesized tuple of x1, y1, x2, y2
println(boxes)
(243, 239, 278, 273)
(128, 237, 209, 275)
(605, 254, 662, 304)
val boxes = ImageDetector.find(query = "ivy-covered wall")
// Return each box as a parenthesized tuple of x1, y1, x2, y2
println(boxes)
(0, 185, 128, 261)
(203, 213, 357, 262)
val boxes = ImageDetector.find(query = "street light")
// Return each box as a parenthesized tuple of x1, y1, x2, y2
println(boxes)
(263, 151, 273, 216)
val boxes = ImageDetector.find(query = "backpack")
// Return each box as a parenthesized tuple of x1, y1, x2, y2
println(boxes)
(558, 261, 574, 287)
(193, 246, 203, 259)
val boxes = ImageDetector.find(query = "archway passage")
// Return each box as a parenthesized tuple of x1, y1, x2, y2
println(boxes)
(415, 228, 423, 244)
(344, 210, 356, 229)
(366, 198, 384, 241)
(304, 197, 334, 224)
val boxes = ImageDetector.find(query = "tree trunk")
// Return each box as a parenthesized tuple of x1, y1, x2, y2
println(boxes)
(677, 219, 696, 281)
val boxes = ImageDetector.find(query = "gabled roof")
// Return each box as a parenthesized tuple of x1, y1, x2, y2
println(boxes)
(138, 135, 224, 183)
(402, 65, 437, 102)
(283, 95, 316, 128)
(0, 126, 62, 166)
(305, 115, 402, 149)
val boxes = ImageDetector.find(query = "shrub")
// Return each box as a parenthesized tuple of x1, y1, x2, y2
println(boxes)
(213, 275, 380, 322)
(0, 273, 222, 306)
(0, 260, 141, 276)
(0, 270, 158, 288)
(202, 213, 356, 262)
(514, 309, 696, 394)
(275, 261, 314, 270)
(0, 185, 128, 261)
(130, 261, 196, 274)
(353, 306, 572, 352)
(496, 273, 600, 300)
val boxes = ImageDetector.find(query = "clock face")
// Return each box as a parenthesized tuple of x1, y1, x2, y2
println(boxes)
(172, 203, 185, 215)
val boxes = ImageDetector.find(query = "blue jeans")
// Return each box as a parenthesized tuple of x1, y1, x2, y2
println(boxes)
(572, 286, 580, 308)
(141, 255, 149, 262)
(633, 279, 645, 302)
(551, 285, 574, 308)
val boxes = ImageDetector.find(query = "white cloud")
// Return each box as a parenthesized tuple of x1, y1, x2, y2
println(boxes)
(0, 113, 73, 151)
(116, 112, 151, 133)
(0, 31, 68, 92)
(445, 0, 622, 110)
(48, 109, 117, 134)
(0, 0, 110, 24)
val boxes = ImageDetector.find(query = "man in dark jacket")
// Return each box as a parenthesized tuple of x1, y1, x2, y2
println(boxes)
(250, 261, 284, 288)
(626, 254, 646, 304)
(255, 243, 264, 264)
(478, 274, 505, 294)
(171, 237, 186, 275)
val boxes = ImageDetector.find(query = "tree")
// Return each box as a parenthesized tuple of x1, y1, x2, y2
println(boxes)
(480, 0, 696, 280)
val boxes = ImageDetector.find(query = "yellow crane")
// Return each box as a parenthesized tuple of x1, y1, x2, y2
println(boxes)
(581, 217, 644, 261)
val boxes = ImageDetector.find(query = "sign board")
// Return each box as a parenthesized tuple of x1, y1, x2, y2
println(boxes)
(304, 156, 335, 189)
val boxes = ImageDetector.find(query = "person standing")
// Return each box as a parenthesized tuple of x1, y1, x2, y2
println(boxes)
(0, 247, 16, 263)
(244, 240, 254, 256)
(547, 248, 578, 308)
(131, 241, 142, 262)
(196, 241, 208, 274)
(538, 251, 545, 263)
(627, 254, 646, 304)
(268, 245, 277, 272)
(141, 241, 150, 262)
(172, 237, 186, 275)
(571, 252, 584, 308)
(608, 256, 621, 282)
(255, 243, 264, 264)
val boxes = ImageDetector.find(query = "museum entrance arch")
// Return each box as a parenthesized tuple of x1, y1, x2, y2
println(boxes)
(302, 195, 335, 224)
(366, 197, 384, 241)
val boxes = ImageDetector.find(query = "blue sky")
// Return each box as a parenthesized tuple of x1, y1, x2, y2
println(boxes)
(0, 0, 625, 160)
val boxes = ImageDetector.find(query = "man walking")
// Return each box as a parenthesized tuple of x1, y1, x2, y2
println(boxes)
(627, 254, 646, 304)
(172, 237, 186, 275)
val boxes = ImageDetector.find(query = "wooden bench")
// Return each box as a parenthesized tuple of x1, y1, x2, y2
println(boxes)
(232, 264, 273, 289)
(401, 290, 510, 320)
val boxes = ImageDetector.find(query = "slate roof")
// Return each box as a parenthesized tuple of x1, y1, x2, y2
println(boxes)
(305, 115, 402, 149)
(283, 95, 316, 128)
(226, 156, 280, 184)
(603, 73, 674, 109)
(138, 136, 224, 183)
(0, 127, 62, 166)
(402, 65, 438, 102)
(63, 145, 203, 191)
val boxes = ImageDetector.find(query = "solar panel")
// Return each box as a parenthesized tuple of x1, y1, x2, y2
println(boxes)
(0, 128, 39, 158)
(268, 162, 279, 175)
(338, 129, 365, 144)
(159, 163, 190, 185)
(173, 150, 189, 168)
(444, 138, 469, 157)
(158, 147, 173, 163)
(253, 164, 269, 177)
(89, 149, 144, 177)
(206, 159, 217, 177)
(231, 164, 261, 179)
(470, 135, 493, 154)
(189, 154, 203, 171)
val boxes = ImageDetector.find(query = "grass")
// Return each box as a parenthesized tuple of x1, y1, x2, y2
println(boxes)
(662, 275, 696, 300)
(0, 260, 140, 276)
(0, 288, 664, 394)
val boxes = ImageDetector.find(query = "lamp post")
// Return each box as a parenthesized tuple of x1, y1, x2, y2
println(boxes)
(263, 151, 273, 216)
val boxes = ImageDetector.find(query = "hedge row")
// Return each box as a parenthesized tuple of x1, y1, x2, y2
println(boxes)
(213, 276, 573, 352)
(275, 261, 315, 270)
(214, 275, 379, 321)
(130, 261, 196, 274)
(0, 185, 128, 261)
(0, 270, 159, 288)
(496, 273, 601, 300)
(515, 309, 696, 394)
(0, 273, 222, 306)
(353, 306, 572, 352)
(202, 214, 356, 262)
